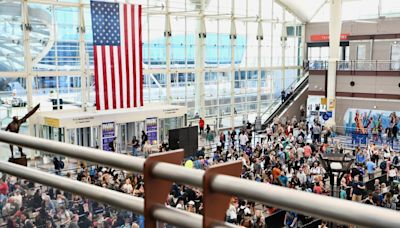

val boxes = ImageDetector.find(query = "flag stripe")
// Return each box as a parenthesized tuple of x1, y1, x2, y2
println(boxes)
(118, 47, 124, 108)
(132, 5, 137, 107)
(93, 46, 100, 110)
(139, 5, 143, 106)
(101, 46, 109, 110)
(110, 46, 117, 109)
(105, 46, 113, 109)
(119, 4, 127, 109)
(124, 4, 131, 108)
(97, 46, 105, 110)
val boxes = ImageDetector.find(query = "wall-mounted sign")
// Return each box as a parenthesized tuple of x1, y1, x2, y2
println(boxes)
(73, 116, 95, 125)
(320, 111, 333, 121)
(328, 99, 336, 111)
(310, 33, 349, 42)
(102, 122, 115, 151)
(44, 117, 60, 128)
(320, 97, 327, 105)
(146, 117, 158, 145)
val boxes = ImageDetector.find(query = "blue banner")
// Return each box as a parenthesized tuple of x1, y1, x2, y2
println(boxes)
(102, 122, 115, 151)
(146, 118, 157, 145)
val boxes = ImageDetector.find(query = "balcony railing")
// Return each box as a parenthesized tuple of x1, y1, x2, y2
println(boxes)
(0, 131, 399, 228)
(306, 60, 400, 71)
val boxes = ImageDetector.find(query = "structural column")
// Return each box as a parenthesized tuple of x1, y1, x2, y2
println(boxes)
(165, 0, 172, 104)
(194, 0, 206, 118)
(79, 0, 88, 111)
(327, 0, 342, 125)
(281, 12, 287, 91)
(229, 0, 236, 129)
(255, 0, 263, 131)
(22, 1, 35, 158)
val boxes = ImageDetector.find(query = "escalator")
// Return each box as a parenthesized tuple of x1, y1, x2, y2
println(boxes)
(261, 71, 309, 129)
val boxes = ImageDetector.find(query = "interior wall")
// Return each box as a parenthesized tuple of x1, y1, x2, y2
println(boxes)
(305, 18, 400, 42)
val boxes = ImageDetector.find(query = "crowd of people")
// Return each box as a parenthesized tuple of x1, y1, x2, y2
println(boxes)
(1, 113, 399, 228)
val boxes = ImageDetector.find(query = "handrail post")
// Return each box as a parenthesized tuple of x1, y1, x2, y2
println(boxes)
(203, 161, 242, 228)
(144, 150, 184, 228)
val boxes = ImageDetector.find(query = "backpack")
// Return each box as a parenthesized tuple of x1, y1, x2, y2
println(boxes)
(194, 160, 203, 169)
(380, 161, 387, 170)
(59, 160, 65, 169)
(393, 156, 399, 166)
(236, 208, 245, 224)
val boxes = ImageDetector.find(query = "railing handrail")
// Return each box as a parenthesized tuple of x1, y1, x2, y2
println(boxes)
(0, 131, 399, 228)
(0, 161, 209, 228)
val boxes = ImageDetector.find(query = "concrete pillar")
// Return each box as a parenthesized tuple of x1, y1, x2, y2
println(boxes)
(230, 0, 236, 128)
(22, 1, 35, 158)
(194, 0, 206, 118)
(165, 0, 172, 104)
(79, 1, 88, 111)
(327, 0, 342, 126)
(256, 0, 263, 117)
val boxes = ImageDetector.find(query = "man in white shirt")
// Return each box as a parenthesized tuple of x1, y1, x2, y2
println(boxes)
(239, 133, 249, 151)
(297, 167, 307, 185)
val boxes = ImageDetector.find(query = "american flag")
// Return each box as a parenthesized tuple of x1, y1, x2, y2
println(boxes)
(91, 0, 143, 110)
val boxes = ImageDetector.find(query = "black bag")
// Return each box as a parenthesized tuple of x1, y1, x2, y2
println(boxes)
(59, 160, 65, 169)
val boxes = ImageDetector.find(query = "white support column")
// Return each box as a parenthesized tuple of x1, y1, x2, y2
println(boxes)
(165, 0, 172, 104)
(327, 0, 342, 126)
(256, 0, 263, 117)
(194, 0, 206, 118)
(281, 12, 287, 90)
(229, 0, 236, 129)
(301, 23, 306, 76)
(269, 0, 274, 104)
(79, 1, 88, 111)
(22, 0, 35, 158)
(255, 0, 263, 131)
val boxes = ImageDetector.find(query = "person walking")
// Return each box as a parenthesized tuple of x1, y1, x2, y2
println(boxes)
(199, 118, 205, 135)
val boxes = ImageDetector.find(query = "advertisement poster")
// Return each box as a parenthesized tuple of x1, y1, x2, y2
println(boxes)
(343, 109, 400, 135)
(146, 118, 158, 145)
(102, 122, 115, 151)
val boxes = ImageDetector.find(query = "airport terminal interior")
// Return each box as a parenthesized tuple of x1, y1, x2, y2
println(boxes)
(0, 0, 400, 227)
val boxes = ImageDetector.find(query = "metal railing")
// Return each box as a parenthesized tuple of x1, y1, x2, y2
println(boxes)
(0, 131, 399, 228)
(307, 60, 400, 71)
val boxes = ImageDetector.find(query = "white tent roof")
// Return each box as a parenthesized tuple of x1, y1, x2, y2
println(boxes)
(276, 0, 400, 23)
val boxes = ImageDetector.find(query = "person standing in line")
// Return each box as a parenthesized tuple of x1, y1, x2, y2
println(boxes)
(366, 158, 376, 180)
(130, 136, 139, 156)
(108, 137, 117, 152)
(231, 129, 237, 147)
(141, 131, 148, 146)
(239, 131, 249, 152)
(219, 132, 226, 149)
(199, 118, 205, 135)
(350, 175, 365, 202)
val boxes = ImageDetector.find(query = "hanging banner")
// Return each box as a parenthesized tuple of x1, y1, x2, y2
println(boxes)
(102, 122, 115, 151)
(146, 117, 158, 145)
(328, 99, 336, 111)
